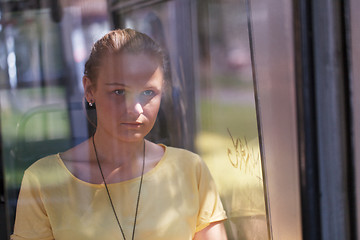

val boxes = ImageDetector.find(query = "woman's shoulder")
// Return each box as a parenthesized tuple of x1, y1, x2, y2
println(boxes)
(23, 154, 64, 186)
(162, 145, 203, 167)
(25, 140, 90, 178)
(26, 154, 61, 173)
(164, 145, 200, 157)
(160, 145, 214, 183)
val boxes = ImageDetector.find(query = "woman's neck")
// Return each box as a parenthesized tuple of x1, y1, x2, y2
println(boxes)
(92, 130, 145, 167)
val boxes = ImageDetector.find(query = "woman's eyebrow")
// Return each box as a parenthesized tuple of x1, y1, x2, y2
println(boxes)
(104, 83, 127, 86)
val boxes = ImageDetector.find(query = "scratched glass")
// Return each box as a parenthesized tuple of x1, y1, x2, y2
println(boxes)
(195, 1, 269, 239)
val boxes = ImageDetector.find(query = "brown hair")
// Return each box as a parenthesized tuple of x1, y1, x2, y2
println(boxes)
(84, 28, 166, 84)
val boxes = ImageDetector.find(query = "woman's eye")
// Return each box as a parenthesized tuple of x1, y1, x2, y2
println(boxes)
(114, 89, 125, 95)
(143, 90, 154, 96)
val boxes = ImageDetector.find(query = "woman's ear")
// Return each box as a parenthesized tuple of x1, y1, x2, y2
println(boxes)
(83, 76, 95, 103)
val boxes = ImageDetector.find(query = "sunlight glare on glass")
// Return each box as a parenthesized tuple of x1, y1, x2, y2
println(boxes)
(7, 52, 16, 68)
(7, 52, 17, 88)
(6, 36, 14, 50)
(9, 65, 16, 79)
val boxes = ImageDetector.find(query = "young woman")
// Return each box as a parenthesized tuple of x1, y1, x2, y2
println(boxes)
(11, 29, 227, 240)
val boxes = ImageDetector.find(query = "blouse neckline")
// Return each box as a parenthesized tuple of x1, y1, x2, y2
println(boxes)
(55, 144, 168, 187)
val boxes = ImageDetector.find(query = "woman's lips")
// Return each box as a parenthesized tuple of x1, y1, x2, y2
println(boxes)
(121, 122, 143, 127)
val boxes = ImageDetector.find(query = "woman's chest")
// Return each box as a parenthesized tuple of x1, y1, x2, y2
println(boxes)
(43, 177, 199, 240)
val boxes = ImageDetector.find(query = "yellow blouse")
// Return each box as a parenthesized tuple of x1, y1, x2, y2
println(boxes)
(11, 145, 227, 240)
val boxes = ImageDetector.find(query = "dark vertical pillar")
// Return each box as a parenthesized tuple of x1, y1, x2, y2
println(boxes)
(312, 0, 352, 239)
(294, 0, 354, 239)
(174, 0, 196, 151)
(293, 0, 321, 239)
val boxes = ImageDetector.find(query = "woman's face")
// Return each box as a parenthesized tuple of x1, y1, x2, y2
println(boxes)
(85, 53, 164, 143)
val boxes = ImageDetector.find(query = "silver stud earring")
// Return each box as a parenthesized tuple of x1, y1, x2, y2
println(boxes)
(89, 101, 93, 107)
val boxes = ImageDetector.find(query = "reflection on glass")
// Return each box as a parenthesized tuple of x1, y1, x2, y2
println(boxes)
(1, 1, 110, 236)
(116, 0, 269, 239)
(118, 1, 196, 149)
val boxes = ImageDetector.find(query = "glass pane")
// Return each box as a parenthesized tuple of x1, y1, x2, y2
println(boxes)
(0, 2, 110, 237)
(1, 0, 271, 239)
(116, 0, 269, 239)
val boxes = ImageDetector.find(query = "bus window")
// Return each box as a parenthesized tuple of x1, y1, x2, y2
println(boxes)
(0, 0, 282, 239)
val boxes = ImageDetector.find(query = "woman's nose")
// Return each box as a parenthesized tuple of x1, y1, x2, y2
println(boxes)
(125, 96, 143, 116)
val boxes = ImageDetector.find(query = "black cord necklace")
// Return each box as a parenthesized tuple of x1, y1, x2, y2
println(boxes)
(92, 136, 145, 240)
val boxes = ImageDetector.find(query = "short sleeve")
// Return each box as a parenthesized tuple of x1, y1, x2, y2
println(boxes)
(10, 170, 54, 240)
(196, 159, 227, 232)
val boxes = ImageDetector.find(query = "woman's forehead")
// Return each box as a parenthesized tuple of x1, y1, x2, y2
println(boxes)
(101, 68, 163, 84)
(104, 53, 160, 67)
(96, 55, 164, 87)
(99, 53, 159, 75)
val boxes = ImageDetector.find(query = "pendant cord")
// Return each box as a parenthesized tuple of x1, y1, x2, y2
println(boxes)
(92, 135, 145, 240)
(131, 140, 145, 240)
